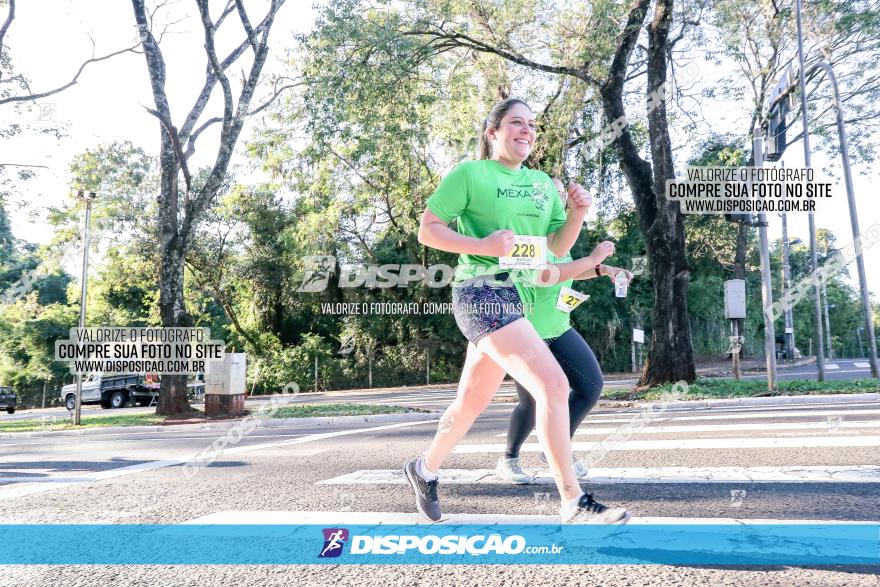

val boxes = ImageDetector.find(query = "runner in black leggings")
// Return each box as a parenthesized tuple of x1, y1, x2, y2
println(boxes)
(496, 177, 632, 483)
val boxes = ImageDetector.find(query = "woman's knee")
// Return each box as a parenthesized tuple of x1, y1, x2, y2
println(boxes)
(540, 373, 570, 405)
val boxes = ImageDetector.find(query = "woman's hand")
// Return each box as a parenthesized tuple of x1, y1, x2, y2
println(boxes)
(480, 229, 516, 257)
(589, 240, 615, 263)
(567, 182, 592, 213)
(603, 266, 633, 282)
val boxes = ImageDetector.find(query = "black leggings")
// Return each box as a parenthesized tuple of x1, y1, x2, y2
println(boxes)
(505, 327, 603, 459)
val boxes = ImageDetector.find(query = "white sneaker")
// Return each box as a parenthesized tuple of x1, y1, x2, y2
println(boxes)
(495, 456, 533, 484)
(540, 452, 589, 479)
(561, 493, 630, 525)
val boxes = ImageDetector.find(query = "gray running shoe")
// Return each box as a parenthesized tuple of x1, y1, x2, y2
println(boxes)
(403, 458, 441, 521)
(495, 456, 533, 484)
(561, 493, 630, 525)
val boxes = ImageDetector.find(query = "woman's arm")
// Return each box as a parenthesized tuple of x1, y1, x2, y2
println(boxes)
(573, 265, 634, 281)
(418, 208, 515, 257)
(547, 182, 590, 257)
(534, 241, 615, 285)
(547, 208, 588, 257)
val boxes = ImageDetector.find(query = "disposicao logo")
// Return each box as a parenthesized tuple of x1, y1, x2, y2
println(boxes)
(318, 528, 349, 558)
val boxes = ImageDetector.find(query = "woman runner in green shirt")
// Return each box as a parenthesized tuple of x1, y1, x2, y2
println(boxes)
(403, 98, 629, 524)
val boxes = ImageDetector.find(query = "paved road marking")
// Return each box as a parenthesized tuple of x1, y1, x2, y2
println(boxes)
(454, 435, 880, 454)
(0, 419, 437, 502)
(505, 420, 880, 437)
(552, 407, 880, 426)
(594, 401, 880, 416)
(182, 510, 879, 526)
(318, 465, 880, 485)
(854, 362, 871, 368)
(825, 364, 840, 370)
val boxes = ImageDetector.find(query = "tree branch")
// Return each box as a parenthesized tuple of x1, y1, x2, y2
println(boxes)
(403, 25, 601, 85)
(0, 42, 141, 106)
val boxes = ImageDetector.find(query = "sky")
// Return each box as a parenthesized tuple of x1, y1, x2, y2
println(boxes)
(2, 0, 878, 305)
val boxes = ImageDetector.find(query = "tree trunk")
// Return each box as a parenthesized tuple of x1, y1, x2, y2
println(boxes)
(156, 237, 196, 417)
(640, 0, 695, 385)
(599, 0, 695, 386)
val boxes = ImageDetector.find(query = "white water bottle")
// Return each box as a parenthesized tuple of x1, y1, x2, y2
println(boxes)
(614, 271, 629, 298)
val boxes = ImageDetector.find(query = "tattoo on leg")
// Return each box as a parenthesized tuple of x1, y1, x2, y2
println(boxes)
(438, 414, 455, 434)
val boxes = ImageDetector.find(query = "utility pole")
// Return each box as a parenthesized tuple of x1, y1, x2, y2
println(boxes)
(72, 191, 96, 426)
(795, 0, 826, 381)
(755, 127, 777, 392)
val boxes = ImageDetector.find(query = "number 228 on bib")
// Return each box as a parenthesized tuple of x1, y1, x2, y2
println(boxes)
(499, 236, 547, 269)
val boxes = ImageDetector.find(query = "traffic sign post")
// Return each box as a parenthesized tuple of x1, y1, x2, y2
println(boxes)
(724, 279, 747, 381)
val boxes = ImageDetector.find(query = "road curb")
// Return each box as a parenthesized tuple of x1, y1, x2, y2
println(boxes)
(645, 392, 880, 411)
(0, 411, 439, 439)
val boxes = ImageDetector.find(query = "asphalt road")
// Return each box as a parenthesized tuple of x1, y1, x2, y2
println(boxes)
(1, 389, 879, 586)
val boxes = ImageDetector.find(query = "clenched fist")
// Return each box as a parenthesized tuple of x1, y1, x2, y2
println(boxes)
(590, 240, 615, 263)
(567, 182, 592, 213)
(481, 230, 516, 257)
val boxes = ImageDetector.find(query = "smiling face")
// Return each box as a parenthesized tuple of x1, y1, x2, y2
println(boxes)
(486, 102, 536, 167)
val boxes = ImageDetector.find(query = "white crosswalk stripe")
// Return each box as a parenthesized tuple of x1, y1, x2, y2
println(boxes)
(183, 510, 879, 526)
(319, 465, 880, 485)
(540, 407, 880, 425)
(503, 420, 880, 437)
(453, 435, 880, 453)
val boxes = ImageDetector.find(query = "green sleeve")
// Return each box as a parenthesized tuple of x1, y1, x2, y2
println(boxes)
(426, 163, 470, 223)
(547, 178, 567, 234)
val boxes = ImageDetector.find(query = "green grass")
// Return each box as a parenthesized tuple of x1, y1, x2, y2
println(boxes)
(0, 403, 414, 434)
(0, 412, 169, 433)
(269, 403, 410, 418)
(604, 378, 880, 402)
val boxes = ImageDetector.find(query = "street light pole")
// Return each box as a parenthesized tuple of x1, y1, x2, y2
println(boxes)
(810, 61, 880, 377)
(72, 191, 96, 427)
(795, 0, 826, 381)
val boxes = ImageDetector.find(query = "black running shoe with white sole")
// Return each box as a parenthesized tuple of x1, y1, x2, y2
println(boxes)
(403, 458, 441, 521)
(561, 492, 629, 525)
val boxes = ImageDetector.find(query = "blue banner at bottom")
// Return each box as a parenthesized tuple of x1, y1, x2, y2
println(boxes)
(1, 524, 878, 565)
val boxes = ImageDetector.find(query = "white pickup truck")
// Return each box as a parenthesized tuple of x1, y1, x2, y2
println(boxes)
(61, 374, 159, 410)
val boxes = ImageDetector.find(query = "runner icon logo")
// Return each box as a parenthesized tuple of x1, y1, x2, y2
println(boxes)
(319, 528, 349, 558)
(298, 255, 336, 292)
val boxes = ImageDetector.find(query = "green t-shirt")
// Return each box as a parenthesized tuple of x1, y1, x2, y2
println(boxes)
(426, 159, 567, 282)
(526, 252, 575, 339)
